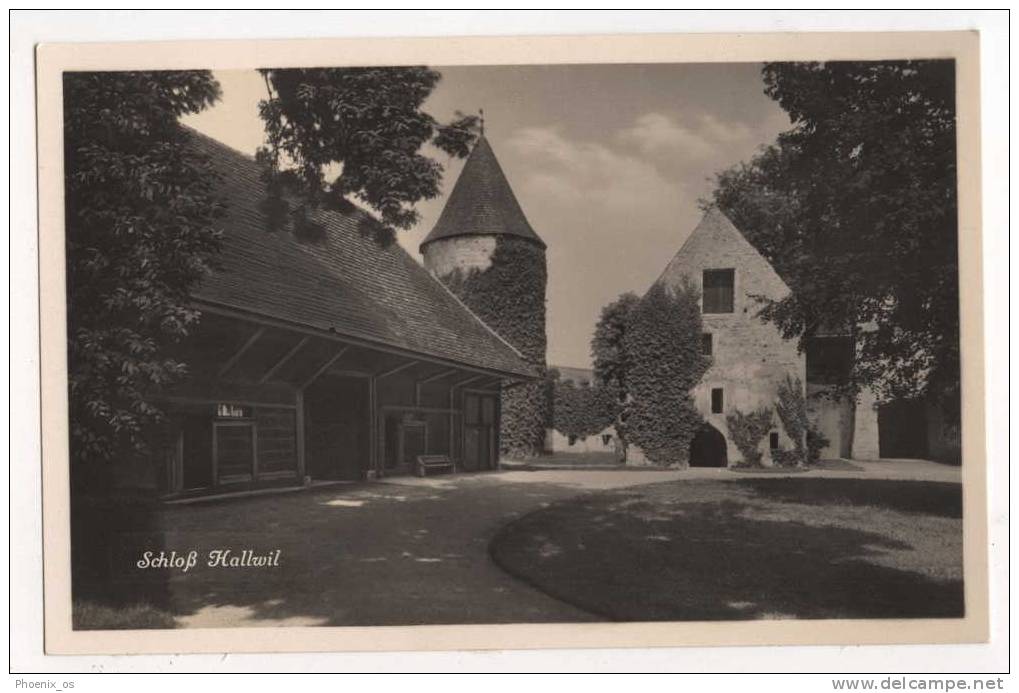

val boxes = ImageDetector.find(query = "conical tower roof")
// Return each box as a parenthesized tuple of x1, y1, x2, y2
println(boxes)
(421, 135, 545, 251)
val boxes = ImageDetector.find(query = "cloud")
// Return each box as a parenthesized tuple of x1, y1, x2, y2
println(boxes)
(507, 126, 686, 215)
(618, 112, 756, 176)
(419, 111, 786, 368)
(504, 126, 699, 367)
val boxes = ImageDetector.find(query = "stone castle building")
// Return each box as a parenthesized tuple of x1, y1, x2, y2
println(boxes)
(550, 206, 958, 467)
(421, 136, 549, 458)
(654, 207, 878, 466)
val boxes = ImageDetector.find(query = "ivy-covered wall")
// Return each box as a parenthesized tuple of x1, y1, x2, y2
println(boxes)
(625, 281, 710, 466)
(434, 236, 548, 457)
(552, 378, 616, 441)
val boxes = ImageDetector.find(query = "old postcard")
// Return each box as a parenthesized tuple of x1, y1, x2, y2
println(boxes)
(36, 31, 986, 655)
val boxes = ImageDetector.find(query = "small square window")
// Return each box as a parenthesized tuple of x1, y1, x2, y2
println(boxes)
(711, 388, 724, 414)
(770, 432, 780, 450)
(568, 434, 577, 446)
(701, 333, 713, 356)
(601, 434, 612, 446)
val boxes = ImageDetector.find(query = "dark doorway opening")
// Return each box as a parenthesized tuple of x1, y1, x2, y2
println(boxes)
(878, 399, 929, 459)
(689, 422, 728, 468)
(181, 415, 213, 490)
(383, 418, 427, 474)
(305, 375, 370, 481)
(462, 392, 498, 472)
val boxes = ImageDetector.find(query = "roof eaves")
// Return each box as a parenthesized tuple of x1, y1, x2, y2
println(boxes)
(191, 296, 539, 381)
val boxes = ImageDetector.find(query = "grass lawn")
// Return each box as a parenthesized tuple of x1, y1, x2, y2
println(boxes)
(490, 478, 963, 621)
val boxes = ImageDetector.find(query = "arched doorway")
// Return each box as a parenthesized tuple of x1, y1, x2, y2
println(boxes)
(689, 422, 728, 468)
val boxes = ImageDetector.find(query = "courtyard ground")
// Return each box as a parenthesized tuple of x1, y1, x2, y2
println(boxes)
(490, 476, 963, 621)
(73, 459, 961, 629)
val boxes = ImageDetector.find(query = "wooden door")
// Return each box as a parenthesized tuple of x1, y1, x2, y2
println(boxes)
(399, 422, 427, 472)
(463, 392, 497, 471)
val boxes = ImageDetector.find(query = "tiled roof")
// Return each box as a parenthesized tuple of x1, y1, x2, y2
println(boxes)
(420, 135, 545, 250)
(187, 130, 537, 379)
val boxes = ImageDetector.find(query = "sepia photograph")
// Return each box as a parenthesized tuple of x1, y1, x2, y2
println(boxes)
(29, 27, 991, 660)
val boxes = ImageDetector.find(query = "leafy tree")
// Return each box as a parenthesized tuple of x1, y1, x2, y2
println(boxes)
(706, 60, 959, 409)
(591, 292, 640, 460)
(552, 378, 616, 442)
(63, 71, 223, 486)
(257, 67, 479, 235)
(625, 281, 709, 466)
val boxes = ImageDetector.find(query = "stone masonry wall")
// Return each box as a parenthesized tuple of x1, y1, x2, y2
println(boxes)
(806, 383, 854, 458)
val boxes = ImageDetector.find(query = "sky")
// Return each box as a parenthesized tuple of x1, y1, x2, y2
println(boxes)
(182, 64, 790, 369)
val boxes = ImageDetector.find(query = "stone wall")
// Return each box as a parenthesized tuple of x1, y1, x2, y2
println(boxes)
(851, 385, 881, 459)
(806, 384, 855, 459)
(545, 426, 618, 455)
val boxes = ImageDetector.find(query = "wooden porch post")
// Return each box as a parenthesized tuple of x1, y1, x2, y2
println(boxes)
(448, 383, 456, 461)
(295, 389, 306, 483)
(369, 374, 378, 478)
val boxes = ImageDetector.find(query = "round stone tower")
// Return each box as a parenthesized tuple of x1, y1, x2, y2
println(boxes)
(421, 135, 548, 458)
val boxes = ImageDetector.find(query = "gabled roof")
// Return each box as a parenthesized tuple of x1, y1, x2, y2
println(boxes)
(186, 130, 537, 379)
(654, 206, 792, 299)
(420, 135, 545, 250)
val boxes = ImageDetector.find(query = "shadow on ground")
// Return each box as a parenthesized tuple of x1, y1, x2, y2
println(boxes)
(742, 477, 962, 518)
(72, 473, 963, 629)
(489, 479, 963, 622)
(74, 475, 612, 629)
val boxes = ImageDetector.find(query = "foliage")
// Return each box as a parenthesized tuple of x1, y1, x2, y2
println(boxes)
(807, 426, 830, 464)
(771, 449, 802, 468)
(543, 367, 559, 429)
(592, 292, 641, 393)
(775, 374, 809, 464)
(63, 71, 223, 480)
(256, 67, 479, 234)
(625, 281, 710, 466)
(725, 407, 775, 467)
(705, 60, 959, 408)
(591, 292, 641, 460)
(443, 237, 547, 457)
(552, 378, 617, 441)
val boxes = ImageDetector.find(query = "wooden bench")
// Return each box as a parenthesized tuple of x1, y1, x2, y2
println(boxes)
(415, 454, 455, 478)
